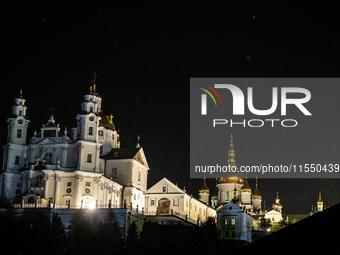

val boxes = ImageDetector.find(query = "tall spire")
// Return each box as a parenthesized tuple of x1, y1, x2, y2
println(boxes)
(252, 176, 262, 199)
(19, 85, 24, 99)
(228, 134, 236, 163)
(136, 135, 140, 148)
(317, 192, 323, 205)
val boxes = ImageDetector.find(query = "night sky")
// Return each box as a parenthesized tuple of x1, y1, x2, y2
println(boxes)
(2, 2, 340, 214)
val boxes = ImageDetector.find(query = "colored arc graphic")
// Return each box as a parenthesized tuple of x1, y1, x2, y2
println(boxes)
(197, 82, 223, 106)
(198, 87, 217, 106)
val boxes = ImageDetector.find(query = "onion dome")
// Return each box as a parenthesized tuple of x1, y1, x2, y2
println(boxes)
(99, 112, 116, 131)
(218, 134, 244, 184)
(274, 192, 281, 206)
(317, 192, 323, 205)
(252, 177, 262, 199)
(231, 186, 241, 206)
(199, 178, 210, 194)
(241, 176, 252, 193)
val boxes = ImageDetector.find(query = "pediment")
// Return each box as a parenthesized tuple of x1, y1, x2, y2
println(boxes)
(36, 138, 58, 145)
(133, 148, 149, 168)
(146, 177, 185, 194)
(265, 210, 282, 216)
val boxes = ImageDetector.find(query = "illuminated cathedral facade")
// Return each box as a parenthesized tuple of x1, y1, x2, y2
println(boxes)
(0, 81, 149, 210)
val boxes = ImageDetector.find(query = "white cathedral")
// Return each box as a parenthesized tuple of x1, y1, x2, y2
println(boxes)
(0, 84, 148, 210)
(0, 81, 276, 228)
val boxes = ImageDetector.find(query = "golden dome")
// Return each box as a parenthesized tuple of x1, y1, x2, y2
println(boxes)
(252, 177, 262, 199)
(99, 112, 115, 131)
(199, 178, 210, 194)
(241, 176, 252, 193)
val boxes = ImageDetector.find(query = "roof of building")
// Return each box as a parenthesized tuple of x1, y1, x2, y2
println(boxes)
(101, 148, 140, 160)
(199, 178, 210, 194)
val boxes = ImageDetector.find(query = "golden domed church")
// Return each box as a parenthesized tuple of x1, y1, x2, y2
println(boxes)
(205, 135, 265, 217)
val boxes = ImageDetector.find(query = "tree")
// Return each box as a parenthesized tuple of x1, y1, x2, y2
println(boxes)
(125, 221, 139, 255)
(49, 212, 67, 255)
(139, 220, 160, 255)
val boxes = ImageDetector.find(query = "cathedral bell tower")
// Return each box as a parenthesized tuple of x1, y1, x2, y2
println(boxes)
(3, 89, 29, 172)
(76, 72, 102, 143)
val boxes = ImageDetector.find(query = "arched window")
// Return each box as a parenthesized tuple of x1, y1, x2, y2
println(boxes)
(17, 129, 22, 138)
(87, 153, 92, 163)
(44, 153, 52, 164)
(226, 191, 229, 201)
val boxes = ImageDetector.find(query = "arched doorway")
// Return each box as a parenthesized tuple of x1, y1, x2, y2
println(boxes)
(157, 198, 170, 215)
(28, 197, 35, 203)
(82, 196, 94, 209)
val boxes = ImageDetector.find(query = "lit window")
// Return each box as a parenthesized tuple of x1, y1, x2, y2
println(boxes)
(17, 129, 22, 138)
(225, 219, 228, 225)
(226, 191, 229, 201)
(231, 219, 235, 225)
(87, 153, 92, 163)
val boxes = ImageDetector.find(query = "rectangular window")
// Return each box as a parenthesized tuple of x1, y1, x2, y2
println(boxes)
(232, 231, 235, 237)
(88, 127, 93, 136)
(231, 219, 236, 225)
(134, 194, 136, 200)
(87, 154, 92, 163)
(112, 168, 117, 178)
(173, 197, 179, 206)
(86, 182, 91, 187)
(162, 186, 167, 193)
(67, 182, 72, 187)
(225, 219, 228, 225)
(17, 129, 22, 138)
(226, 231, 229, 237)
(151, 199, 155, 206)
(15, 156, 20, 165)
(138, 170, 141, 182)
